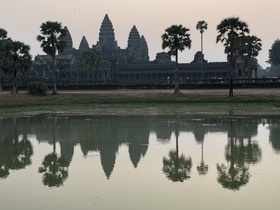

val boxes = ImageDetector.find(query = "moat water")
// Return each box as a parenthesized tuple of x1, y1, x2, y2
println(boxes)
(0, 113, 279, 210)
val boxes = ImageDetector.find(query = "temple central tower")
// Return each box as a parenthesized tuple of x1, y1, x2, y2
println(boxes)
(96, 14, 118, 50)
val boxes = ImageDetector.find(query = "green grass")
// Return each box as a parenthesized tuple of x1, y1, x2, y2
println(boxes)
(1, 89, 280, 115)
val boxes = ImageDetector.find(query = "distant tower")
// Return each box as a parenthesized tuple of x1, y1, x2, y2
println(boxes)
(62, 26, 73, 54)
(127, 25, 142, 63)
(140, 35, 149, 61)
(79, 36, 90, 50)
(96, 14, 118, 50)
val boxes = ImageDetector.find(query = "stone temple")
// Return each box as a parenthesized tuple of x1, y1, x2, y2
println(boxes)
(32, 14, 229, 83)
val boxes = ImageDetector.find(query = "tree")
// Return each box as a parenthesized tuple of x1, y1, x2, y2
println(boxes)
(0, 28, 9, 91)
(99, 59, 111, 81)
(0, 29, 32, 94)
(196, 20, 208, 78)
(37, 21, 66, 94)
(162, 25, 191, 94)
(242, 36, 262, 78)
(74, 49, 101, 80)
(162, 121, 192, 182)
(38, 117, 69, 187)
(216, 17, 250, 96)
(268, 39, 280, 66)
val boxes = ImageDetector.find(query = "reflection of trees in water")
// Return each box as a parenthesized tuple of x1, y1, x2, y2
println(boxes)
(38, 117, 69, 187)
(268, 117, 280, 154)
(0, 117, 33, 179)
(38, 153, 69, 187)
(163, 121, 192, 182)
(217, 119, 261, 190)
(216, 163, 250, 190)
(0, 114, 271, 183)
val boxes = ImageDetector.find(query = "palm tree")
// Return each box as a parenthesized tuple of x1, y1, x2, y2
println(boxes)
(38, 117, 69, 187)
(216, 17, 250, 96)
(162, 121, 192, 182)
(37, 21, 66, 94)
(162, 25, 191, 94)
(196, 20, 208, 78)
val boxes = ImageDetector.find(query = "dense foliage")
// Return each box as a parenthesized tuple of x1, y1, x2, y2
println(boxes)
(268, 39, 280, 66)
(28, 81, 48, 96)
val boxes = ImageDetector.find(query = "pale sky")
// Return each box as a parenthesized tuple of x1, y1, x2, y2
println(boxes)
(0, 0, 279, 68)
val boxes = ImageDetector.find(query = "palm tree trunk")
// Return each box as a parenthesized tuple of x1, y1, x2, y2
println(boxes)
(52, 56, 57, 94)
(174, 49, 180, 95)
(200, 32, 204, 79)
(229, 49, 234, 97)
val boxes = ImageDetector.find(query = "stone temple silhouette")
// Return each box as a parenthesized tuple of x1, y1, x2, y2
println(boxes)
(32, 14, 228, 83)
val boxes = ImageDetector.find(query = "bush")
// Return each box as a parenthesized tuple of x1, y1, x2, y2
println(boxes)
(28, 81, 48, 96)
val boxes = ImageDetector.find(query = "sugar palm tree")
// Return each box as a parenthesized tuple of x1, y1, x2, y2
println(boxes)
(196, 20, 208, 78)
(216, 17, 250, 96)
(37, 21, 66, 94)
(162, 25, 191, 94)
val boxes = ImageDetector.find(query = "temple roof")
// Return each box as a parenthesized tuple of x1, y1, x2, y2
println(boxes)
(140, 35, 149, 61)
(62, 26, 73, 54)
(98, 14, 118, 49)
(79, 36, 89, 50)
(127, 25, 141, 50)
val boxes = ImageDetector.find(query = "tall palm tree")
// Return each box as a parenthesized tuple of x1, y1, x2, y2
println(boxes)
(196, 20, 208, 78)
(216, 17, 250, 96)
(162, 25, 191, 94)
(37, 21, 66, 94)
(162, 123, 192, 182)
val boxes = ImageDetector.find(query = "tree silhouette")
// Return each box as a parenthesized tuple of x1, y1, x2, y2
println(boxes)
(38, 153, 68, 187)
(38, 117, 68, 187)
(216, 120, 252, 190)
(196, 20, 208, 78)
(216, 17, 249, 96)
(162, 25, 191, 94)
(0, 120, 33, 179)
(37, 21, 66, 94)
(162, 123, 192, 182)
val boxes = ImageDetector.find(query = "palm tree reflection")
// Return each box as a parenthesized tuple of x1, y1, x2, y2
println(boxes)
(38, 117, 68, 187)
(38, 153, 68, 187)
(163, 122, 192, 182)
(216, 118, 261, 190)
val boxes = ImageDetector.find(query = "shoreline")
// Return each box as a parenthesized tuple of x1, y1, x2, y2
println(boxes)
(1, 88, 280, 116)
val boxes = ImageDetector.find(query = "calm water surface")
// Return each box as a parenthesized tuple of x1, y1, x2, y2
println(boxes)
(1, 114, 280, 210)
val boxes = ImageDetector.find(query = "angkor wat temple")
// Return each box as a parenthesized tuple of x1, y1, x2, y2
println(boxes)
(32, 14, 229, 83)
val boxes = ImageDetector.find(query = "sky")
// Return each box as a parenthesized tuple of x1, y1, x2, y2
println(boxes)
(0, 0, 279, 68)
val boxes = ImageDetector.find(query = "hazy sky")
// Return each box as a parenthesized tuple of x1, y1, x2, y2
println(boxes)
(1, 0, 279, 68)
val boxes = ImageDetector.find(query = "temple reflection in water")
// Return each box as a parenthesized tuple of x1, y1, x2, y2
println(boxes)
(1, 114, 280, 185)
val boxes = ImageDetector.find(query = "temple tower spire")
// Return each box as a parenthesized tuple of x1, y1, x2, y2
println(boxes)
(62, 26, 73, 54)
(97, 14, 118, 49)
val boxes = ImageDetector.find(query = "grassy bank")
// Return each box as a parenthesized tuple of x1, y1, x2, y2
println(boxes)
(1, 88, 280, 115)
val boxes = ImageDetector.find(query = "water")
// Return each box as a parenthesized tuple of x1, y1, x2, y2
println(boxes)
(0, 114, 280, 210)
